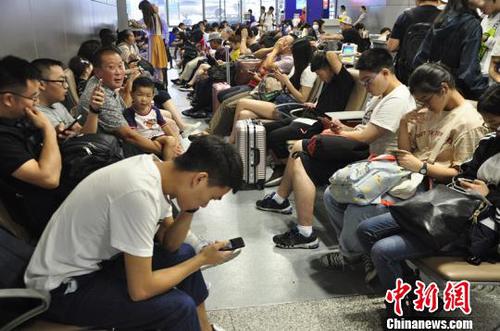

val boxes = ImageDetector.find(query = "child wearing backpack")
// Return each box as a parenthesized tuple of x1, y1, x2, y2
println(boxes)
(124, 77, 182, 161)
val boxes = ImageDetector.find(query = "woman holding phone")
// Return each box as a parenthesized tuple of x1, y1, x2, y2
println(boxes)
(355, 84, 500, 317)
(320, 63, 489, 283)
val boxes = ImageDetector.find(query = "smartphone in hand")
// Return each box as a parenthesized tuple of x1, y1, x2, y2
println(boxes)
(63, 114, 83, 133)
(219, 237, 245, 251)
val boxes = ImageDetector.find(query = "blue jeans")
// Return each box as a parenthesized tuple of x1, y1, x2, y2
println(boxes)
(45, 243, 207, 330)
(357, 212, 436, 291)
(323, 188, 393, 259)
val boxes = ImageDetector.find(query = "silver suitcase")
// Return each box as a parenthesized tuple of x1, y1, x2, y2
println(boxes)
(235, 119, 266, 190)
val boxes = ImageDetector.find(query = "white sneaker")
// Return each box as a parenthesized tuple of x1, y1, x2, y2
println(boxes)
(181, 122, 202, 139)
(212, 324, 226, 331)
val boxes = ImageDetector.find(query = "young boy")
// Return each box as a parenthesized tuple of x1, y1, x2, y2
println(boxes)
(124, 77, 182, 160)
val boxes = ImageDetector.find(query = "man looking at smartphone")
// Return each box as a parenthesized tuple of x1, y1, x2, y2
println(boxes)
(256, 49, 415, 250)
(32, 58, 100, 139)
(25, 136, 243, 331)
(0, 56, 62, 238)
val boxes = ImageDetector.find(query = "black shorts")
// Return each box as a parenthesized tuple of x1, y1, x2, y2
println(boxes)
(299, 136, 369, 186)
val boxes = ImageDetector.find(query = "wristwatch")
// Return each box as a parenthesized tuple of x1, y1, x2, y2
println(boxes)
(89, 105, 101, 114)
(418, 162, 428, 175)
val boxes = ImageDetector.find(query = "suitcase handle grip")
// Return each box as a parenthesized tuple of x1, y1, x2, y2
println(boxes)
(251, 147, 260, 165)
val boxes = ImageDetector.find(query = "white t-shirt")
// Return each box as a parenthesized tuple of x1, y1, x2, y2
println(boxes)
(288, 66, 318, 88)
(25, 154, 172, 291)
(135, 108, 166, 139)
(357, 84, 415, 155)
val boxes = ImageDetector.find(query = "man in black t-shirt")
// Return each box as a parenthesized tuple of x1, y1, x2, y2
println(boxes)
(388, 1, 441, 63)
(0, 56, 62, 238)
(264, 51, 354, 182)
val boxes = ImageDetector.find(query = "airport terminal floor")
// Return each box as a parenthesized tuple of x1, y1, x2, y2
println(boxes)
(165, 70, 500, 331)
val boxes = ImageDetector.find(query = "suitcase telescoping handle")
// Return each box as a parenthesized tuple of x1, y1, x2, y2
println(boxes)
(251, 147, 260, 166)
(224, 45, 231, 84)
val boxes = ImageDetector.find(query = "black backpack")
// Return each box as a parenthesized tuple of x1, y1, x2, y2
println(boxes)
(395, 11, 433, 84)
(59, 134, 124, 193)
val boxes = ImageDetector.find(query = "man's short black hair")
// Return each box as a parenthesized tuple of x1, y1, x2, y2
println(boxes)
(0, 56, 41, 92)
(310, 51, 330, 72)
(174, 135, 243, 193)
(341, 5, 346, 10)
(356, 48, 394, 73)
(132, 76, 155, 93)
(478, 84, 500, 116)
(92, 47, 122, 68)
(31, 58, 64, 78)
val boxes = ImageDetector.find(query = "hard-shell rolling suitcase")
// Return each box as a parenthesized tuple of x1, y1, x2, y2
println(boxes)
(211, 45, 232, 113)
(235, 119, 266, 190)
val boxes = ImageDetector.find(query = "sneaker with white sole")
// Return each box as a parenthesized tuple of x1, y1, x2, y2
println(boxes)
(256, 193, 292, 214)
(273, 227, 319, 249)
(212, 324, 226, 331)
(319, 251, 355, 270)
(181, 121, 202, 139)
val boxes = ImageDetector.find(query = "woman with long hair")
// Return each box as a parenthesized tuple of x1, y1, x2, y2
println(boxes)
(413, 0, 488, 100)
(139, 0, 167, 81)
(228, 38, 317, 144)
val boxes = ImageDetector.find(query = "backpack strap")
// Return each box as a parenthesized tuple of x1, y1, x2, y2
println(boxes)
(123, 107, 138, 128)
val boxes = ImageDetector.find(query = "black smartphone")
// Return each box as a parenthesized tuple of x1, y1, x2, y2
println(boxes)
(220, 237, 245, 251)
(63, 114, 83, 132)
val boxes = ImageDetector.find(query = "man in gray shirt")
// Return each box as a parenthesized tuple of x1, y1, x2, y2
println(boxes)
(77, 47, 162, 155)
(32, 58, 99, 138)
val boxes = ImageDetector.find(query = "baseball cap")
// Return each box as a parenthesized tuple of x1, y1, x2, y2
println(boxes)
(208, 32, 222, 42)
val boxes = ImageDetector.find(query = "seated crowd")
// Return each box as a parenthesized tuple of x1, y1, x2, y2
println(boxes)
(0, 0, 499, 329)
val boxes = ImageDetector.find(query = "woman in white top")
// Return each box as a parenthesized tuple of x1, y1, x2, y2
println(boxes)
(228, 38, 317, 144)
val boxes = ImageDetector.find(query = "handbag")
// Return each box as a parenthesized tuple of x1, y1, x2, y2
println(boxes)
(329, 154, 411, 205)
(389, 183, 492, 250)
(250, 75, 282, 102)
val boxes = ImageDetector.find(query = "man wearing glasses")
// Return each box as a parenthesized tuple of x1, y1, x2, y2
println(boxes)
(0, 56, 62, 238)
(32, 58, 100, 139)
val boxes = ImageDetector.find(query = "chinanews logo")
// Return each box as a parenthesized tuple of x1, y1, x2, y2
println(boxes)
(385, 279, 474, 330)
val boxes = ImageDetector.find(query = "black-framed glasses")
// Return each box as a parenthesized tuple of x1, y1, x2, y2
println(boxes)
(0, 91, 39, 102)
(41, 78, 68, 87)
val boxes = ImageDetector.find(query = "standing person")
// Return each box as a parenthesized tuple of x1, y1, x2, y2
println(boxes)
(263, 7, 276, 32)
(246, 9, 256, 25)
(388, 0, 441, 85)
(139, 0, 168, 83)
(339, 5, 348, 20)
(25, 136, 243, 331)
(413, 0, 489, 100)
(259, 6, 266, 26)
(354, 6, 368, 26)
(479, 0, 500, 76)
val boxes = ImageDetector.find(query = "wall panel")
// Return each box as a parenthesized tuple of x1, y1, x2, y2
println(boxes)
(0, 0, 117, 63)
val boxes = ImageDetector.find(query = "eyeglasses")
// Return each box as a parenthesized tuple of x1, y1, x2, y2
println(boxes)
(360, 73, 379, 87)
(0, 91, 39, 102)
(41, 78, 69, 87)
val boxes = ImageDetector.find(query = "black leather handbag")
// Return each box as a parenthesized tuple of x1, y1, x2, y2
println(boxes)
(389, 184, 491, 250)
